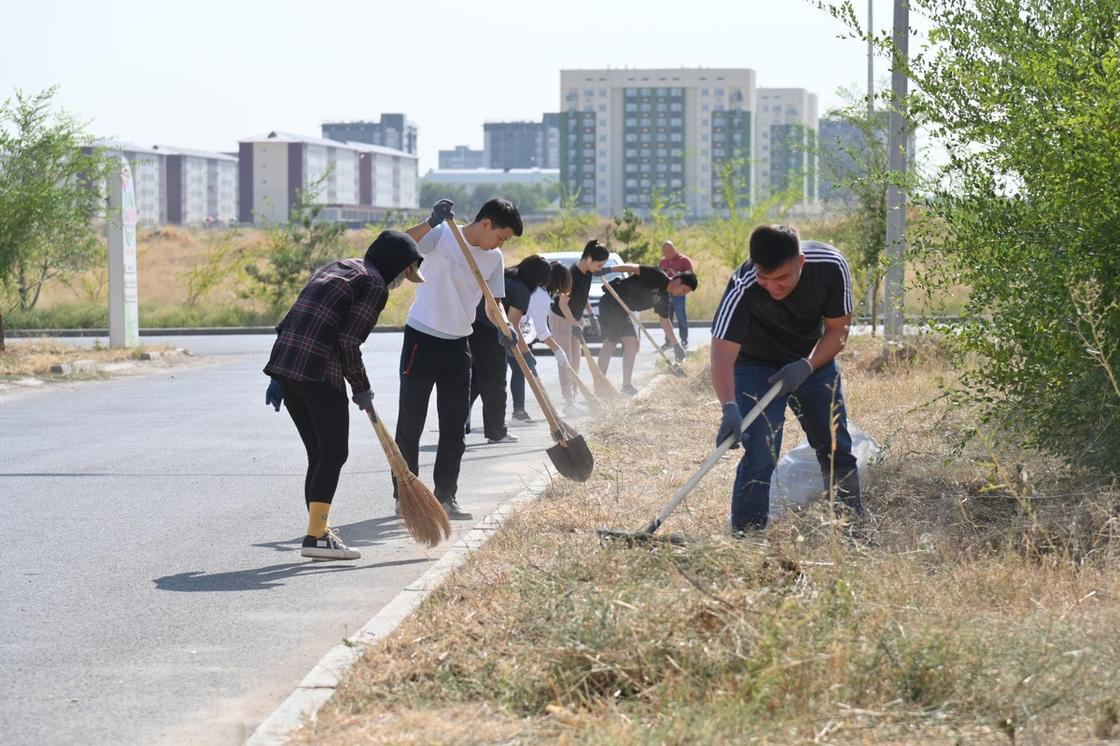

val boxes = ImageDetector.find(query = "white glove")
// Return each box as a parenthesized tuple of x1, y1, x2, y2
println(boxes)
(554, 345, 570, 369)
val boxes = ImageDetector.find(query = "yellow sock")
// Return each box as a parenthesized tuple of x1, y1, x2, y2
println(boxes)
(307, 501, 330, 538)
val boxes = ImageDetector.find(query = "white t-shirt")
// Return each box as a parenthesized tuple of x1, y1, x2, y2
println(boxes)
(523, 287, 553, 342)
(406, 222, 505, 339)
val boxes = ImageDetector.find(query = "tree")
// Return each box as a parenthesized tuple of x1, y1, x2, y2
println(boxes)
(0, 87, 111, 349)
(243, 174, 346, 316)
(825, 0, 1120, 469)
(818, 89, 892, 333)
(704, 157, 800, 270)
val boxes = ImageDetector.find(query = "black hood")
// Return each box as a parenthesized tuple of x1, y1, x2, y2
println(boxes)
(364, 230, 422, 285)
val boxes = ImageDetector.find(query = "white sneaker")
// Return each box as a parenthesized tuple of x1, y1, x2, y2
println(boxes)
(487, 432, 520, 444)
(301, 528, 360, 561)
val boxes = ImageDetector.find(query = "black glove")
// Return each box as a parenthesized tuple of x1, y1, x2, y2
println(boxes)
(716, 402, 743, 449)
(767, 358, 813, 396)
(571, 325, 585, 343)
(265, 377, 283, 412)
(427, 198, 454, 228)
(352, 389, 375, 414)
(497, 320, 517, 349)
(522, 350, 538, 376)
(673, 343, 686, 363)
(585, 315, 601, 338)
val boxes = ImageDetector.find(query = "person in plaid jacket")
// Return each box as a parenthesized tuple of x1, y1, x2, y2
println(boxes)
(264, 229, 424, 561)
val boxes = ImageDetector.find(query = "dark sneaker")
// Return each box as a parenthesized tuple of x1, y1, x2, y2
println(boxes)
(487, 432, 520, 444)
(441, 499, 474, 521)
(302, 528, 360, 561)
(660, 342, 673, 351)
(510, 410, 534, 425)
(621, 383, 639, 397)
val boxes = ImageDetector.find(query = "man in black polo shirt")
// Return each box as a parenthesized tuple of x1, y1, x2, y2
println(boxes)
(711, 224, 864, 532)
(596, 263, 696, 395)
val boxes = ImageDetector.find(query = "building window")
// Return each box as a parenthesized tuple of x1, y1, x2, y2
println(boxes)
(715, 88, 725, 96)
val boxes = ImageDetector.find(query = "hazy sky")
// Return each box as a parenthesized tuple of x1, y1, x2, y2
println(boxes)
(1, 0, 917, 173)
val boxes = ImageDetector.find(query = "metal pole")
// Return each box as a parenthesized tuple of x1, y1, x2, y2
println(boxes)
(883, 0, 908, 341)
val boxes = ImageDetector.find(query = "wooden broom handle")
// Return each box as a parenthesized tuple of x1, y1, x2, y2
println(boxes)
(601, 279, 683, 373)
(367, 407, 410, 478)
(443, 219, 567, 439)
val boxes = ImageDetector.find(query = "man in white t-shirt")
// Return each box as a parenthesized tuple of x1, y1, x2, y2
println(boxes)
(396, 198, 523, 520)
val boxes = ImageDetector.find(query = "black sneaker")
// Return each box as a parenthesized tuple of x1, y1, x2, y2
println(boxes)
(440, 499, 474, 521)
(301, 528, 360, 561)
(621, 383, 639, 397)
(510, 410, 533, 425)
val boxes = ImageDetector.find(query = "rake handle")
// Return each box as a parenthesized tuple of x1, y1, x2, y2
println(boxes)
(643, 382, 783, 534)
(443, 219, 570, 443)
(600, 279, 685, 376)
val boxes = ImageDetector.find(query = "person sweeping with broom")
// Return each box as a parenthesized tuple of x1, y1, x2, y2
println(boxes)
(264, 230, 426, 561)
(711, 224, 865, 533)
(394, 197, 523, 521)
(596, 263, 696, 395)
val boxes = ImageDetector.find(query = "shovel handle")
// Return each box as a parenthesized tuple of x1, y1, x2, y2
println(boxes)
(443, 219, 569, 441)
(646, 382, 783, 532)
(600, 279, 685, 376)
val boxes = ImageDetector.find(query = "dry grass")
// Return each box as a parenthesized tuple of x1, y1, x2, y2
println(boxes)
(0, 340, 175, 378)
(291, 336, 1120, 745)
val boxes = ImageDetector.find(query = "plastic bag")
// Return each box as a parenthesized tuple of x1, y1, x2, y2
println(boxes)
(768, 423, 881, 515)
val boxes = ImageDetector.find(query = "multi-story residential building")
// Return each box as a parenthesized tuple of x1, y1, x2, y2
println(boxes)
(439, 145, 486, 170)
(422, 167, 559, 189)
(483, 114, 560, 169)
(154, 146, 238, 226)
(238, 131, 418, 225)
(755, 88, 819, 206)
(321, 114, 417, 156)
(559, 68, 758, 218)
(88, 140, 166, 226)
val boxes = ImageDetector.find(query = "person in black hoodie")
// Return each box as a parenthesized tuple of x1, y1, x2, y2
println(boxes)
(263, 230, 424, 561)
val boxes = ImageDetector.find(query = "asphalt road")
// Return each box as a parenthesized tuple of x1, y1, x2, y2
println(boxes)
(0, 328, 710, 746)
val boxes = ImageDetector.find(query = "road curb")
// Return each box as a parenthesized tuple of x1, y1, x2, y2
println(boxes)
(244, 473, 554, 746)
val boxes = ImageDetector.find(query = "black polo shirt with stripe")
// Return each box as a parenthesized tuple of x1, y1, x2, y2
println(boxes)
(711, 241, 853, 366)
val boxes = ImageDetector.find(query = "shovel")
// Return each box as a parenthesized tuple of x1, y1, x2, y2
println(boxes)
(597, 382, 782, 544)
(600, 280, 686, 377)
(445, 219, 594, 482)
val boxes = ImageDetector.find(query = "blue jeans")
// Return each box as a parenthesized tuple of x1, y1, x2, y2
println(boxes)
(731, 359, 863, 530)
(507, 353, 525, 411)
(669, 295, 688, 344)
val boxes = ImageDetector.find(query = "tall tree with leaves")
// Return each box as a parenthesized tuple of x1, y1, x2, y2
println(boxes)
(243, 174, 346, 316)
(823, 0, 1120, 470)
(0, 87, 111, 349)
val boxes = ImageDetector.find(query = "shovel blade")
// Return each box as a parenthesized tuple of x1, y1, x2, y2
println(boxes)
(547, 434, 594, 482)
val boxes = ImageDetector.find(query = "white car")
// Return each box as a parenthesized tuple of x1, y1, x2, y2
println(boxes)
(535, 250, 625, 317)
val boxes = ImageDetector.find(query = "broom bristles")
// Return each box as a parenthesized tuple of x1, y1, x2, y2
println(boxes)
(396, 472, 451, 547)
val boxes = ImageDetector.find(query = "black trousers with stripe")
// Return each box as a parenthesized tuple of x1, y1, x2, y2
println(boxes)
(394, 325, 472, 502)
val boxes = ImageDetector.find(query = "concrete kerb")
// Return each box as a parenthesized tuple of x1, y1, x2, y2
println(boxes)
(244, 473, 553, 746)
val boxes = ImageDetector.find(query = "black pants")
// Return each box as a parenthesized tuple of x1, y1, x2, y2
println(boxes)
(394, 325, 472, 501)
(277, 377, 349, 506)
(468, 321, 509, 440)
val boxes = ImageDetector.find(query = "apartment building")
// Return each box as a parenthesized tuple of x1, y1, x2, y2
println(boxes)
(155, 146, 238, 225)
(559, 68, 757, 218)
(88, 140, 166, 226)
(439, 145, 485, 170)
(321, 114, 417, 156)
(238, 131, 418, 225)
(482, 114, 561, 170)
(754, 88, 819, 206)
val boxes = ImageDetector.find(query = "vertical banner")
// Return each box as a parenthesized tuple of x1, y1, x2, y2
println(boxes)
(108, 157, 140, 347)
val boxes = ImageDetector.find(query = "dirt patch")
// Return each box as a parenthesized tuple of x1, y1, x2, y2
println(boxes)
(0, 340, 196, 382)
(288, 336, 1119, 744)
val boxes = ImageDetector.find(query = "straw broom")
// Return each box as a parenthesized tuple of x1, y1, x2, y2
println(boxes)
(557, 357, 605, 413)
(365, 408, 450, 547)
(576, 334, 623, 400)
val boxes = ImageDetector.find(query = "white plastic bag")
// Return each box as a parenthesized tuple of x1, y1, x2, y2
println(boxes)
(769, 423, 880, 514)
